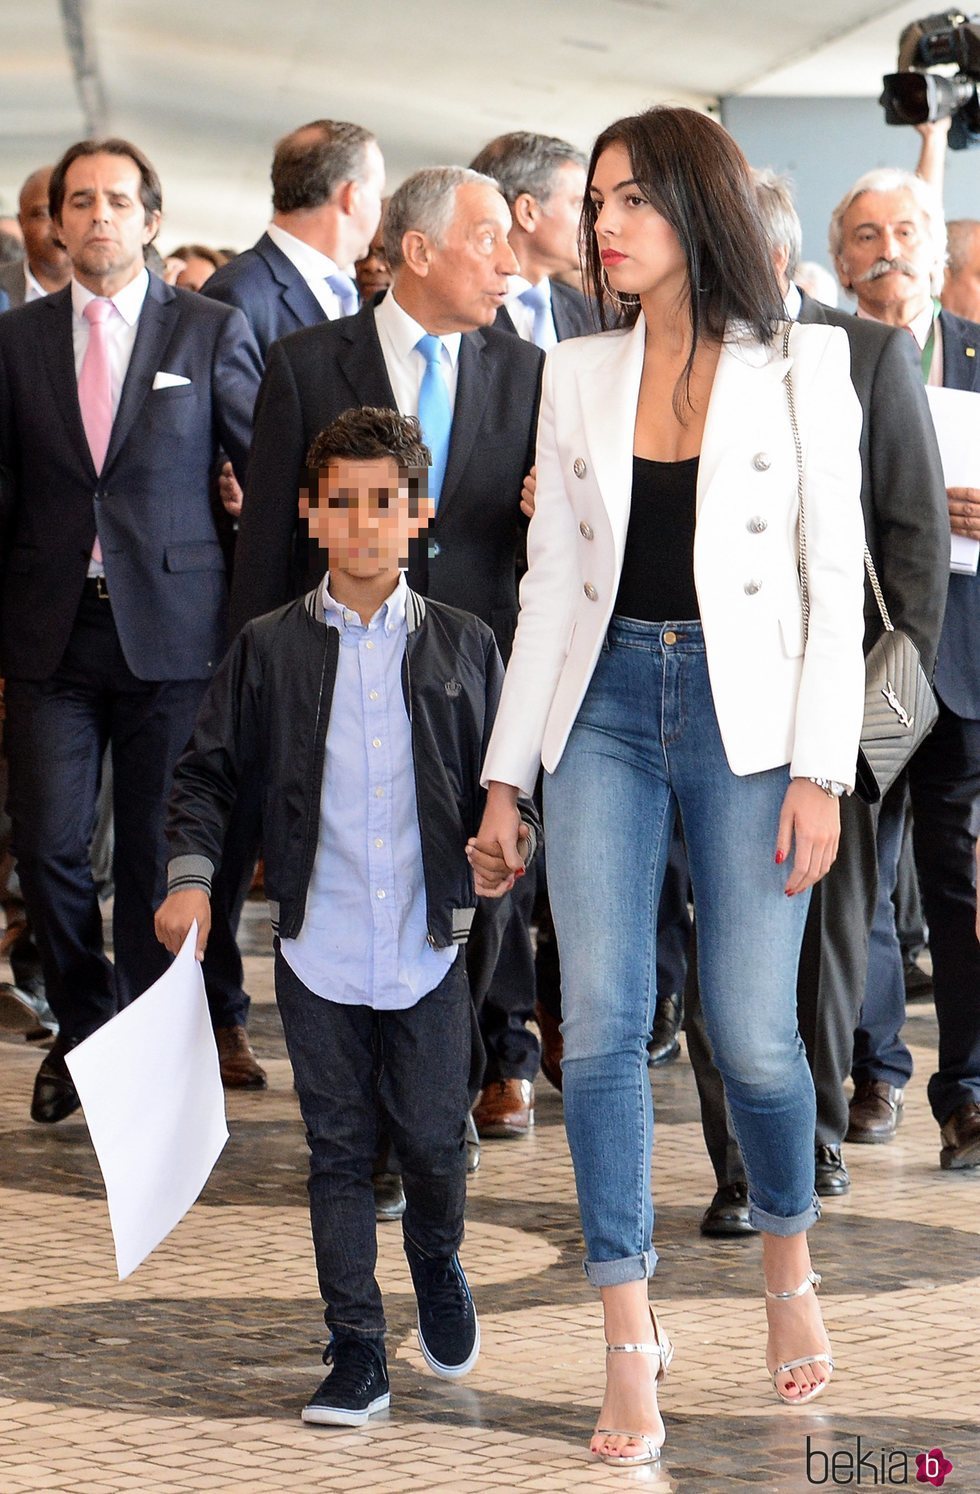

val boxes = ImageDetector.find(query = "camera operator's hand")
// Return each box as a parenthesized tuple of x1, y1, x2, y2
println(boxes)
(915, 116, 952, 193)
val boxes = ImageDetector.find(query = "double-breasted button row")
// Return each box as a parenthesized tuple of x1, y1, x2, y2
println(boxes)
(744, 579, 763, 595)
(579, 520, 593, 540)
(584, 583, 598, 601)
(573, 458, 587, 478)
(747, 515, 767, 534)
(752, 452, 771, 472)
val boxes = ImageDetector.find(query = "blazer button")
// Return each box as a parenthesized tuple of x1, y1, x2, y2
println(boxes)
(747, 515, 768, 533)
(573, 458, 587, 479)
(579, 521, 594, 540)
(584, 582, 598, 601)
(752, 452, 771, 472)
(744, 579, 763, 595)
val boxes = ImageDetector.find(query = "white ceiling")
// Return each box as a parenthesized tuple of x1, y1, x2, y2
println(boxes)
(0, 1, 943, 248)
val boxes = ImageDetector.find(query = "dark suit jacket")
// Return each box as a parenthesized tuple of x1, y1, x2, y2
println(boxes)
(494, 278, 598, 343)
(0, 274, 262, 681)
(935, 308, 980, 718)
(202, 232, 327, 360)
(798, 292, 949, 678)
(230, 302, 543, 655)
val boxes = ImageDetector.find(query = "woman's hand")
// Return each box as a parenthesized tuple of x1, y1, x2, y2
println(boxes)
(775, 779, 841, 896)
(467, 781, 525, 898)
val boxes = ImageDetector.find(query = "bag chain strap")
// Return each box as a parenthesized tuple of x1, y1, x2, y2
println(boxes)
(781, 322, 893, 641)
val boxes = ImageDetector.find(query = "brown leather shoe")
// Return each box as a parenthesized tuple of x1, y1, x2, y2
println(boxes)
(534, 1001, 563, 1093)
(846, 1079, 904, 1143)
(472, 1079, 534, 1138)
(939, 1101, 980, 1170)
(215, 1024, 267, 1090)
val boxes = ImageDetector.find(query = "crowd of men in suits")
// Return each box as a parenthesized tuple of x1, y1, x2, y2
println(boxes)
(0, 114, 978, 1220)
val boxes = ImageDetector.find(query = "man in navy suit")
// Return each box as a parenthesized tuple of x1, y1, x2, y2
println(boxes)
(203, 120, 385, 361)
(0, 137, 262, 1123)
(832, 167, 980, 1170)
(469, 131, 595, 349)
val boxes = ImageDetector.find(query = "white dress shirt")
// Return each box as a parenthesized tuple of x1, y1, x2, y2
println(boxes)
(373, 287, 461, 418)
(504, 272, 558, 348)
(266, 222, 353, 319)
(72, 268, 149, 577)
(24, 263, 48, 303)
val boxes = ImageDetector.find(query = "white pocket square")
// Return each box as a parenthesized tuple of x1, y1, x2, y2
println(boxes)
(152, 371, 191, 390)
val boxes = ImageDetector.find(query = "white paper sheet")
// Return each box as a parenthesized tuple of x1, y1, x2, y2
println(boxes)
(66, 923, 228, 1279)
(925, 385, 980, 575)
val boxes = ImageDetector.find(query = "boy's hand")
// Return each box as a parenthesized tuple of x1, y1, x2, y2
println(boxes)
(466, 823, 531, 897)
(155, 891, 211, 961)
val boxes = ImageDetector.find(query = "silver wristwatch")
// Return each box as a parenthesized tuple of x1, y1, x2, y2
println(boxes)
(806, 777, 848, 798)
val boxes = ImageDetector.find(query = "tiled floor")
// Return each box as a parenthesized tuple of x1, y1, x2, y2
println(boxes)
(1, 909, 976, 1492)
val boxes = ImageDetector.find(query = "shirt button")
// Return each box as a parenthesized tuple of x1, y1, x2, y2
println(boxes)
(584, 583, 598, 601)
(376, 889, 386, 900)
(748, 516, 768, 533)
(372, 737, 382, 748)
(579, 521, 593, 540)
(375, 787, 384, 798)
(573, 458, 587, 478)
(744, 579, 763, 595)
(365, 641, 374, 650)
(375, 838, 384, 848)
(752, 452, 771, 472)
(369, 689, 379, 701)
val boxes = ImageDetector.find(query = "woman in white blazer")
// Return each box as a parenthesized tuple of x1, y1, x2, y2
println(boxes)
(468, 108, 866, 1465)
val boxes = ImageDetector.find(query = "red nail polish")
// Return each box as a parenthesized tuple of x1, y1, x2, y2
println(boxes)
(774, 850, 785, 865)
(785, 889, 794, 897)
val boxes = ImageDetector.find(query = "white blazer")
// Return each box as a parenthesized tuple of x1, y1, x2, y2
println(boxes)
(482, 315, 867, 797)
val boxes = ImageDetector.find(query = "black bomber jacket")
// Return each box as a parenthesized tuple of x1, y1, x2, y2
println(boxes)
(165, 587, 539, 948)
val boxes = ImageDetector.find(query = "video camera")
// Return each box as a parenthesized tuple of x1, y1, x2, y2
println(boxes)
(880, 10, 980, 149)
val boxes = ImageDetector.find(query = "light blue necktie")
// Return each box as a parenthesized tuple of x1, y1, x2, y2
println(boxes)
(326, 271, 359, 319)
(517, 281, 557, 350)
(415, 334, 452, 507)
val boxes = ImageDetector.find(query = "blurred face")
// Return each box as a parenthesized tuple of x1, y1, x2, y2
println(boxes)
(943, 228, 980, 321)
(349, 141, 386, 261)
(588, 142, 686, 305)
(417, 181, 519, 331)
(836, 188, 936, 317)
(354, 219, 391, 301)
(19, 170, 70, 278)
(527, 160, 586, 275)
(55, 152, 160, 293)
(175, 254, 216, 291)
(304, 456, 433, 578)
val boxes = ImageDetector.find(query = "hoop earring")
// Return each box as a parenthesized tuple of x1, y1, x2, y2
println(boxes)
(600, 265, 640, 308)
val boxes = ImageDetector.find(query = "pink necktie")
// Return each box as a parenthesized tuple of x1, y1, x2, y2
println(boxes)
(78, 298, 114, 563)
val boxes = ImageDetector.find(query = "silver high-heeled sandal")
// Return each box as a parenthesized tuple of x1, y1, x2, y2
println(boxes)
(766, 1269, 834, 1405)
(593, 1306, 674, 1468)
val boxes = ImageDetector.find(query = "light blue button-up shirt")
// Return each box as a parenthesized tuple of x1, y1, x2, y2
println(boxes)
(279, 572, 458, 1009)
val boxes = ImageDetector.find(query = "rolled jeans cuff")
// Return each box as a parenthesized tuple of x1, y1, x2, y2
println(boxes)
(748, 1192, 821, 1237)
(583, 1248, 658, 1287)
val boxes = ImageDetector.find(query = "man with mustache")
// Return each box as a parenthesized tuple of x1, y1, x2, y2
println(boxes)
(831, 167, 980, 1170)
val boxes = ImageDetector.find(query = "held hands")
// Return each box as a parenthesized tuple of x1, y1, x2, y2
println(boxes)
(947, 487, 980, 540)
(467, 782, 529, 897)
(154, 890, 211, 961)
(775, 779, 841, 896)
(520, 465, 537, 520)
(218, 461, 244, 517)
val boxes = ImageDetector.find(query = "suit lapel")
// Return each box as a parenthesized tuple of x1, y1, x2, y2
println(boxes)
(575, 319, 645, 568)
(103, 277, 177, 472)
(697, 329, 791, 519)
(494, 304, 518, 336)
(337, 306, 398, 406)
(940, 309, 980, 392)
(439, 331, 490, 518)
(41, 288, 97, 480)
(257, 233, 327, 329)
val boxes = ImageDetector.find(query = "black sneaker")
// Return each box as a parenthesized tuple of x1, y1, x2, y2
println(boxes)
(301, 1337, 390, 1426)
(405, 1241, 480, 1379)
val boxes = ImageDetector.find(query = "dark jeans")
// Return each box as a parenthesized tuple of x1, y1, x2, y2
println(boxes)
(852, 778, 912, 1090)
(274, 947, 471, 1341)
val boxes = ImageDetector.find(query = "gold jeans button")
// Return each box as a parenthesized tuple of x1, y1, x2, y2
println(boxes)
(663, 629, 677, 645)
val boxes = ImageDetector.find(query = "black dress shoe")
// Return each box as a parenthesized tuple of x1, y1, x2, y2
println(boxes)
(939, 1101, 980, 1170)
(700, 1181, 757, 1237)
(648, 990, 683, 1067)
(372, 1172, 406, 1221)
(814, 1143, 850, 1196)
(30, 1036, 81, 1124)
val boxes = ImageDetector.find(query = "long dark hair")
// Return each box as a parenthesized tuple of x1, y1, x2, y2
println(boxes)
(582, 107, 783, 413)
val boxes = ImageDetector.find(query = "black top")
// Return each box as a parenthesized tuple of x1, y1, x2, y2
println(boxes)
(613, 455, 700, 623)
